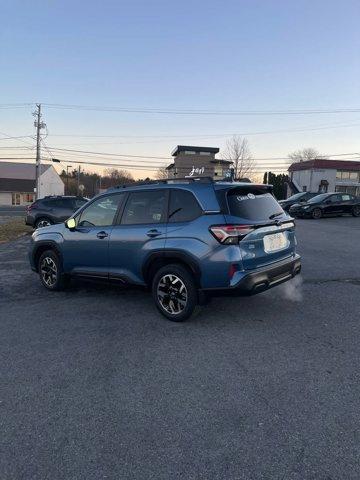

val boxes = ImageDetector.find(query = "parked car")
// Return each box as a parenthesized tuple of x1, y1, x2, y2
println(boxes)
(289, 192, 360, 219)
(25, 196, 88, 229)
(29, 178, 301, 321)
(278, 192, 318, 212)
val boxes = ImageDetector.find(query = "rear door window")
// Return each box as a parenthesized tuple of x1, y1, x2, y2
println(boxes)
(226, 188, 283, 221)
(168, 189, 202, 222)
(341, 194, 351, 201)
(121, 190, 167, 225)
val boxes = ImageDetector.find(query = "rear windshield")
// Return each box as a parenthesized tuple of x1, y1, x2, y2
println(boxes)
(225, 188, 284, 221)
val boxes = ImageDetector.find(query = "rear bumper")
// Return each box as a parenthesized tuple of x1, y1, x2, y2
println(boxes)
(203, 254, 301, 296)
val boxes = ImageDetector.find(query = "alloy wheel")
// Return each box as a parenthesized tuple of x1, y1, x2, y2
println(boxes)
(157, 274, 188, 315)
(40, 257, 58, 287)
(312, 208, 322, 219)
(353, 205, 360, 217)
(37, 219, 51, 228)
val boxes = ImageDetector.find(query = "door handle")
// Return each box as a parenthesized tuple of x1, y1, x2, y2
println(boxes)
(146, 229, 162, 238)
(97, 231, 109, 239)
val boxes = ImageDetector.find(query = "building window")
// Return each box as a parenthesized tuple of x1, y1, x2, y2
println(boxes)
(335, 185, 357, 195)
(336, 170, 359, 181)
(23, 193, 34, 203)
(184, 151, 196, 155)
(302, 186, 307, 192)
(12, 193, 21, 205)
(214, 165, 223, 177)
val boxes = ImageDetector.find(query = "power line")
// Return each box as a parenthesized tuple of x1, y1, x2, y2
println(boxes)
(42, 103, 360, 116)
(45, 145, 360, 162)
(45, 121, 360, 142)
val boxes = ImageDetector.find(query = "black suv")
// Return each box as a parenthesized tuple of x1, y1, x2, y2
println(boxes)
(25, 196, 88, 229)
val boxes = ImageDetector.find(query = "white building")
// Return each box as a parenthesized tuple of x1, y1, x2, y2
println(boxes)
(0, 162, 64, 206)
(288, 159, 360, 197)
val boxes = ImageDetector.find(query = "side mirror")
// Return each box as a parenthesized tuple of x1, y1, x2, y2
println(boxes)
(65, 218, 76, 230)
(300, 198, 306, 202)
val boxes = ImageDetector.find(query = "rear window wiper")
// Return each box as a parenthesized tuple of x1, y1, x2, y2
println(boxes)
(269, 211, 283, 219)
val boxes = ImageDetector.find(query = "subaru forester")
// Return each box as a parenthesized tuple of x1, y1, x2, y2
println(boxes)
(29, 178, 301, 321)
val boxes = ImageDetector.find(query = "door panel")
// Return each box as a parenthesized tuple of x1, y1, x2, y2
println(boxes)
(109, 224, 166, 284)
(323, 195, 342, 215)
(62, 193, 124, 276)
(108, 189, 168, 284)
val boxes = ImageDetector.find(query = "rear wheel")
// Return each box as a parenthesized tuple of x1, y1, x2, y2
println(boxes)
(35, 217, 53, 229)
(352, 205, 360, 217)
(38, 250, 68, 291)
(311, 208, 322, 219)
(152, 264, 199, 321)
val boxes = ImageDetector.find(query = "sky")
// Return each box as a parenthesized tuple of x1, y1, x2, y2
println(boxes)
(1, 0, 360, 179)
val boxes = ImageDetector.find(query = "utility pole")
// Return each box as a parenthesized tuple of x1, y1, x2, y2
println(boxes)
(66, 165, 73, 195)
(77, 165, 81, 196)
(33, 104, 46, 200)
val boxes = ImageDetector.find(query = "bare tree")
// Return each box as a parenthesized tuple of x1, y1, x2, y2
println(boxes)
(103, 168, 134, 187)
(222, 136, 254, 179)
(155, 166, 169, 180)
(288, 148, 321, 163)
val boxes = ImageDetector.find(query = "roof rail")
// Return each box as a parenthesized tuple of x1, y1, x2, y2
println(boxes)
(110, 176, 214, 190)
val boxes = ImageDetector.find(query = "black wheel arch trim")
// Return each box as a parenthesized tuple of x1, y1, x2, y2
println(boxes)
(32, 240, 63, 272)
(142, 249, 201, 286)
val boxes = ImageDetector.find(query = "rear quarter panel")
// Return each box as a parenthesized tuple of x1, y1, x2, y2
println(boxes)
(165, 214, 242, 289)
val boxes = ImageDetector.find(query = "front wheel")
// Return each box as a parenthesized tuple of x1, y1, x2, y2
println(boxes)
(352, 205, 360, 217)
(311, 208, 322, 219)
(152, 264, 199, 322)
(38, 250, 68, 291)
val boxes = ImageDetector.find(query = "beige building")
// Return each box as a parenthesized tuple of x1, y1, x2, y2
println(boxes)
(166, 146, 232, 179)
(0, 162, 64, 206)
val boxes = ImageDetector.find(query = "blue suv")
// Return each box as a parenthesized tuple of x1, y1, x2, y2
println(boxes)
(29, 178, 301, 321)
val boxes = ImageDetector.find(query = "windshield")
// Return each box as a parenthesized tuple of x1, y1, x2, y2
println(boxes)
(226, 189, 285, 221)
(307, 193, 329, 204)
(286, 192, 305, 201)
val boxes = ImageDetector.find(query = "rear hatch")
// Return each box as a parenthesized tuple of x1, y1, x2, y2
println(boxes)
(215, 184, 296, 270)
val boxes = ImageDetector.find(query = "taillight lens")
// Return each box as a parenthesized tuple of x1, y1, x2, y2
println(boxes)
(209, 225, 254, 244)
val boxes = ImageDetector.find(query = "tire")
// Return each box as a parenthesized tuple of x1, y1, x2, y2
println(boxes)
(311, 208, 322, 219)
(35, 217, 53, 229)
(152, 264, 199, 322)
(352, 205, 360, 217)
(38, 249, 68, 291)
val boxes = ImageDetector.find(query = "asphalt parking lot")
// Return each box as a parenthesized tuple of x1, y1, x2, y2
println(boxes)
(0, 217, 359, 480)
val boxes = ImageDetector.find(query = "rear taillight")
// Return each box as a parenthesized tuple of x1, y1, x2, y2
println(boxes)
(26, 204, 37, 213)
(209, 225, 254, 244)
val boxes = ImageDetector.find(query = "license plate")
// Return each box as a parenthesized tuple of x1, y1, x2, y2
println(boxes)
(263, 232, 288, 253)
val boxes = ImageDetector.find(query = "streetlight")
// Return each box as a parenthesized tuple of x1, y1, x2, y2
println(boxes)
(52, 158, 72, 195)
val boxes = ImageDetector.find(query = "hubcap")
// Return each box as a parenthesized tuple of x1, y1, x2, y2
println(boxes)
(37, 219, 50, 228)
(354, 206, 360, 216)
(157, 274, 187, 315)
(313, 209, 321, 218)
(40, 257, 58, 287)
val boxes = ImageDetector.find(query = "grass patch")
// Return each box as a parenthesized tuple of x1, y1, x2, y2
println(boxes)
(0, 219, 33, 243)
